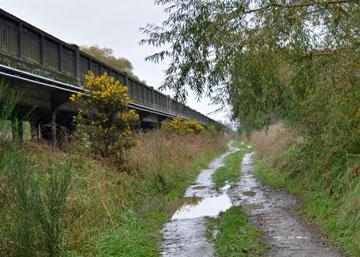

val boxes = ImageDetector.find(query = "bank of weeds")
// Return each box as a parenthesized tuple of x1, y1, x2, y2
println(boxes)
(250, 124, 360, 257)
(0, 130, 229, 257)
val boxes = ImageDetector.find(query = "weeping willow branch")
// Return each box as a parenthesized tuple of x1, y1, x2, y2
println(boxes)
(244, 0, 352, 14)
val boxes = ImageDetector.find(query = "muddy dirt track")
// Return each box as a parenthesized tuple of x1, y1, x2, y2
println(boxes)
(160, 143, 343, 257)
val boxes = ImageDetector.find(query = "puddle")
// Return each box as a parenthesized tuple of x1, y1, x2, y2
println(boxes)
(243, 191, 256, 197)
(172, 194, 232, 220)
(192, 185, 207, 190)
(293, 236, 309, 240)
(243, 203, 264, 209)
(274, 236, 309, 240)
(167, 197, 203, 216)
(182, 196, 203, 205)
(212, 228, 219, 238)
(220, 184, 231, 191)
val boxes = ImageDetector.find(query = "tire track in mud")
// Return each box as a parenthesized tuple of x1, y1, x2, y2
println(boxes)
(228, 153, 343, 257)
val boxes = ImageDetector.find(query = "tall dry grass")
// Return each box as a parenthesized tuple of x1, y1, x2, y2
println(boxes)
(44, 129, 229, 256)
(0, 128, 229, 256)
(249, 123, 293, 160)
(126, 130, 227, 178)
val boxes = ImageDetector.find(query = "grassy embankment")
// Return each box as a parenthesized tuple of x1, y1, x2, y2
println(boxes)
(0, 130, 229, 257)
(207, 141, 269, 257)
(250, 123, 360, 257)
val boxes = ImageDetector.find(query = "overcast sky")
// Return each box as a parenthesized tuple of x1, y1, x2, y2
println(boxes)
(1, 0, 231, 123)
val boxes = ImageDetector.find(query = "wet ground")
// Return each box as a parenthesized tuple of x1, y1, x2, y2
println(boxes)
(160, 142, 238, 257)
(229, 153, 343, 257)
(160, 144, 343, 257)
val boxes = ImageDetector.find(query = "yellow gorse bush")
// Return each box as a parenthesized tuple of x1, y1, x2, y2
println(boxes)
(70, 71, 139, 158)
(162, 117, 205, 135)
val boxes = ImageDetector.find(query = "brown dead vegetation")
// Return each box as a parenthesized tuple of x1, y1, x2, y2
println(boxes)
(249, 123, 293, 160)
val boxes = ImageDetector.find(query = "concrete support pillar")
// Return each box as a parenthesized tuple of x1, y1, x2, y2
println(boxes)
(48, 91, 69, 146)
(51, 108, 58, 147)
(38, 112, 52, 143)
(11, 119, 23, 142)
(30, 120, 40, 142)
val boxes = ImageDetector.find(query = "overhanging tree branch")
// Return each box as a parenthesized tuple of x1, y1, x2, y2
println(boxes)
(244, 0, 352, 14)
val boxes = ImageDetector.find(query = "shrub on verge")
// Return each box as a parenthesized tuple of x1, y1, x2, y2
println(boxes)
(161, 117, 205, 135)
(70, 72, 139, 158)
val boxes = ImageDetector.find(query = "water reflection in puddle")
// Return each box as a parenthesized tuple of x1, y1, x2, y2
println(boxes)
(274, 235, 309, 240)
(243, 203, 264, 209)
(192, 185, 207, 190)
(220, 184, 231, 191)
(172, 194, 232, 220)
(243, 191, 256, 197)
(182, 196, 203, 206)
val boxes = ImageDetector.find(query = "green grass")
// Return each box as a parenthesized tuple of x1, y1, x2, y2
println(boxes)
(94, 150, 227, 257)
(0, 143, 72, 257)
(254, 154, 360, 257)
(254, 157, 286, 189)
(212, 143, 248, 188)
(0, 130, 230, 256)
(206, 206, 269, 257)
(95, 210, 165, 257)
(0, 120, 31, 140)
(231, 139, 248, 149)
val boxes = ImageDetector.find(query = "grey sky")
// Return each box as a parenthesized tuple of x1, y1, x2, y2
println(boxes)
(1, 0, 230, 123)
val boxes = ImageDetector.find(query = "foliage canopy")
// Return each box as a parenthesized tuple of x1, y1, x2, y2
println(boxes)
(142, 0, 360, 157)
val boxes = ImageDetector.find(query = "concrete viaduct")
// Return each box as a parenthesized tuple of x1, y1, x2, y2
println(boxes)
(0, 8, 219, 143)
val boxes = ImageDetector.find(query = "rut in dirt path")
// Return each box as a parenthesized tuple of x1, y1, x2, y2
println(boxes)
(228, 153, 343, 257)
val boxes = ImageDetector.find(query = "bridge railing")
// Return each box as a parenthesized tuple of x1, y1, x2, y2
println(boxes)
(0, 8, 217, 126)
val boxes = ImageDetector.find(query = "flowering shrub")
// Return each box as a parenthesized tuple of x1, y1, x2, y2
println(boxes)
(161, 117, 205, 135)
(70, 72, 139, 158)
